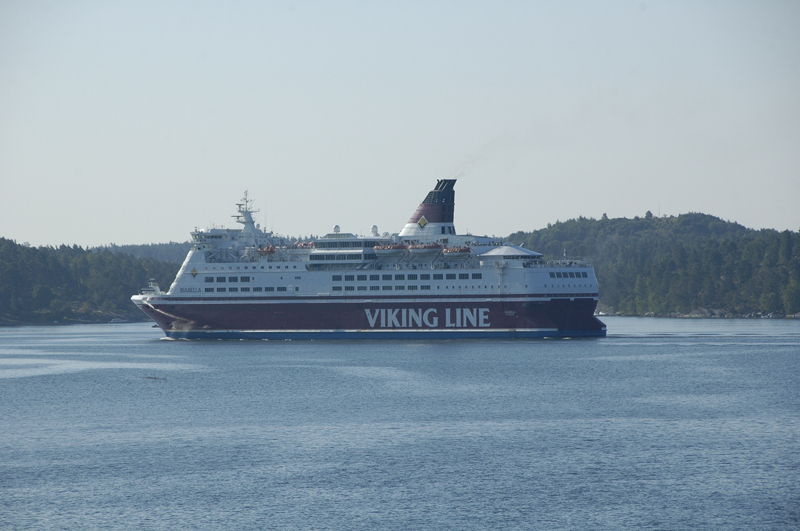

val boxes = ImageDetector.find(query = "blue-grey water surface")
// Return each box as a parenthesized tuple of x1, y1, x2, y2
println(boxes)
(1, 317, 799, 530)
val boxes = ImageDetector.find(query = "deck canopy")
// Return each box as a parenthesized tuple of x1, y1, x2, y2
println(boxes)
(477, 244, 542, 259)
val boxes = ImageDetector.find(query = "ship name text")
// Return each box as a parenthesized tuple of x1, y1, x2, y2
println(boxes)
(364, 308, 490, 328)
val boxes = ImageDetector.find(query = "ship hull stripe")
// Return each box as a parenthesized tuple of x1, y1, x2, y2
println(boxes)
(149, 294, 600, 304)
(164, 328, 606, 340)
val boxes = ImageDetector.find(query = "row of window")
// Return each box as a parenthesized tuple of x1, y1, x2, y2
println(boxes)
(204, 284, 491, 294)
(315, 240, 382, 249)
(200, 271, 585, 285)
(549, 272, 589, 279)
(205, 286, 290, 293)
(203, 284, 505, 294)
(331, 285, 434, 292)
(330, 284, 510, 292)
(200, 284, 593, 295)
(205, 276, 252, 283)
(331, 273, 482, 282)
(208, 265, 297, 270)
(310, 253, 378, 261)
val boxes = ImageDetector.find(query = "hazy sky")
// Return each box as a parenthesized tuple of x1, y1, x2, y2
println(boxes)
(2, 1, 799, 247)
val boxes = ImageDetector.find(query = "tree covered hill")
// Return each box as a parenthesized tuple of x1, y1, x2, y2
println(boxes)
(508, 212, 800, 317)
(93, 241, 193, 263)
(0, 238, 179, 324)
(2, 212, 800, 325)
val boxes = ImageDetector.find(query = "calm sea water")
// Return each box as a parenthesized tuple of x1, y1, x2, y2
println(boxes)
(1, 317, 799, 530)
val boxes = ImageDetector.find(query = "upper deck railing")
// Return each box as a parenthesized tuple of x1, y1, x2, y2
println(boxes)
(201, 246, 592, 270)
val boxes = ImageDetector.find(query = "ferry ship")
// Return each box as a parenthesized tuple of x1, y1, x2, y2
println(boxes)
(131, 180, 606, 339)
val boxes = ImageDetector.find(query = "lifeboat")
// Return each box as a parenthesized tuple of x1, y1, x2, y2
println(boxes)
(373, 243, 408, 257)
(442, 246, 471, 259)
(407, 242, 442, 256)
(257, 245, 276, 255)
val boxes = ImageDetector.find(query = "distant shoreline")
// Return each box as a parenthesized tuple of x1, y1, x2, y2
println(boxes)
(597, 314, 800, 320)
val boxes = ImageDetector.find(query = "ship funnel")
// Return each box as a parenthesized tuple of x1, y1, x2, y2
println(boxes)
(398, 179, 457, 239)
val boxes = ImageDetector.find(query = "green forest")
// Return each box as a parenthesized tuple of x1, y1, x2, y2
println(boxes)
(95, 241, 193, 263)
(2, 211, 799, 325)
(0, 238, 179, 324)
(508, 212, 800, 317)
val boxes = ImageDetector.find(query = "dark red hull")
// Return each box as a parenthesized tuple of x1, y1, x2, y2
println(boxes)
(139, 294, 606, 339)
